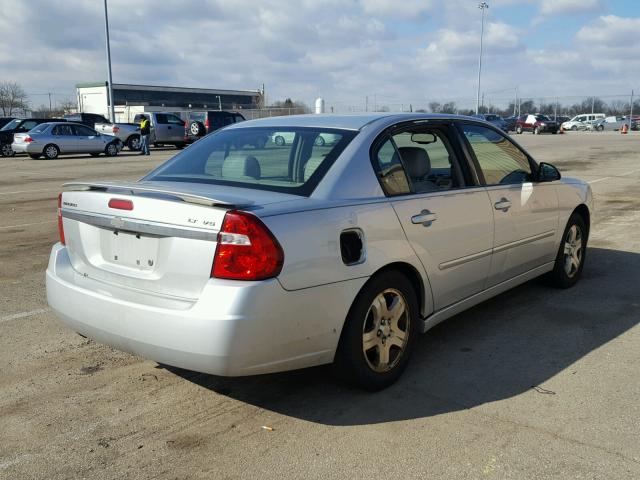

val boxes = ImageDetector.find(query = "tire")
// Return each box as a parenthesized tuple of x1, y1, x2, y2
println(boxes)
(126, 135, 141, 151)
(104, 142, 119, 157)
(189, 121, 205, 137)
(43, 144, 59, 160)
(314, 135, 325, 146)
(552, 130, 557, 134)
(516, 126, 523, 134)
(28, 154, 41, 159)
(571, 125, 578, 131)
(548, 213, 587, 288)
(1, 143, 15, 157)
(597, 125, 604, 132)
(274, 135, 285, 146)
(333, 271, 419, 390)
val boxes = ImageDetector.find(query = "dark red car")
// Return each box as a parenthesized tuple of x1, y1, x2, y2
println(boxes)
(515, 114, 559, 135)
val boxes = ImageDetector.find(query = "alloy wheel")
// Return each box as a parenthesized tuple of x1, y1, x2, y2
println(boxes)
(1, 143, 14, 157)
(106, 143, 118, 156)
(45, 145, 58, 159)
(362, 288, 410, 373)
(563, 225, 583, 278)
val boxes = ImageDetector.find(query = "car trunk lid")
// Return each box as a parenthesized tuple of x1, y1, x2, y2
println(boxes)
(59, 180, 261, 300)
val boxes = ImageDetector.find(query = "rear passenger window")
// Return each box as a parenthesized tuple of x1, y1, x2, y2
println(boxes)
(53, 125, 74, 135)
(373, 128, 462, 196)
(461, 124, 533, 185)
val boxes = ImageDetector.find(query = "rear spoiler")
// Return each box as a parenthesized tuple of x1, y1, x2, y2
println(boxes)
(63, 181, 253, 208)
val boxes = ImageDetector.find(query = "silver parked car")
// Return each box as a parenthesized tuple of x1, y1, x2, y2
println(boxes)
(12, 122, 122, 159)
(47, 114, 592, 390)
(590, 116, 637, 131)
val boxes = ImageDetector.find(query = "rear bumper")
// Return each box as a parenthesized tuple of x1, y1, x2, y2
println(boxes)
(11, 142, 38, 153)
(46, 243, 365, 376)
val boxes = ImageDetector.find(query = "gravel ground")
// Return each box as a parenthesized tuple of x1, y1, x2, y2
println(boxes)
(1, 132, 639, 479)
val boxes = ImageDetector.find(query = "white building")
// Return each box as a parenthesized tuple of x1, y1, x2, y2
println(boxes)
(76, 82, 263, 122)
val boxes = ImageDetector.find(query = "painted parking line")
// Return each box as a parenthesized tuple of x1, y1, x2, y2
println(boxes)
(0, 188, 56, 196)
(0, 308, 50, 324)
(588, 167, 640, 185)
(0, 220, 56, 230)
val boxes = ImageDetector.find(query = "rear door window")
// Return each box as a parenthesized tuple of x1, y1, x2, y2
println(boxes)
(53, 124, 74, 136)
(372, 126, 466, 196)
(166, 114, 184, 125)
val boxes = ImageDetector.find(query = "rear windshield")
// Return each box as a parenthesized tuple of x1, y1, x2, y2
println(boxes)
(485, 115, 499, 121)
(30, 124, 50, 134)
(536, 115, 551, 121)
(144, 126, 357, 196)
(1, 119, 21, 131)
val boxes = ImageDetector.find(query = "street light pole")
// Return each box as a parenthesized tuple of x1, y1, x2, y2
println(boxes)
(103, 0, 115, 122)
(475, 2, 489, 115)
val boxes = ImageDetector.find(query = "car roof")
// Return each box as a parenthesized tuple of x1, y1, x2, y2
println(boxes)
(226, 113, 480, 131)
(38, 121, 84, 127)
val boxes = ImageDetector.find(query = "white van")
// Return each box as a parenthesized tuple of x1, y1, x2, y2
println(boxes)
(562, 113, 605, 131)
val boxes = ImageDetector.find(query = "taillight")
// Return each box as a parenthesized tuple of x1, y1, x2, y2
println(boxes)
(23, 136, 34, 143)
(212, 211, 284, 281)
(112, 126, 120, 133)
(57, 193, 65, 245)
(204, 118, 210, 130)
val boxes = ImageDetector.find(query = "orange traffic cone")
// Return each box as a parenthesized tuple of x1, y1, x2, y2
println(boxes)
(621, 124, 629, 134)
(559, 125, 564, 134)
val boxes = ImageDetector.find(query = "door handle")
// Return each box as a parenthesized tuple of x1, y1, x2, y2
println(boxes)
(411, 209, 437, 226)
(494, 198, 512, 212)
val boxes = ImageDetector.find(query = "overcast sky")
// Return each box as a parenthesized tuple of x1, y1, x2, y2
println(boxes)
(1, 0, 638, 111)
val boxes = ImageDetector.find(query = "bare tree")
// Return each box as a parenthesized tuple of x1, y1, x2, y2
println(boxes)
(58, 98, 77, 114)
(428, 102, 442, 113)
(440, 102, 457, 114)
(0, 81, 30, 116)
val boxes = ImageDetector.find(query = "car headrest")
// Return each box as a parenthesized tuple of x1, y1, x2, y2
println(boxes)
(398, 147, 431, 179)
(221, 155, 261, 180)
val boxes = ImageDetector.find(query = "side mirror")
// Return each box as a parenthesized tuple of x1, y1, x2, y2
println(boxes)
(538, 162, 561, 182)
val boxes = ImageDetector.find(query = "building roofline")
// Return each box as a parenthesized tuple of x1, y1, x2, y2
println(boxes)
(75, 82, 260, 97)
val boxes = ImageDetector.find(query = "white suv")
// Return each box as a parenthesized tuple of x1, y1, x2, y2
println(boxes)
(562, 114, 605, 131)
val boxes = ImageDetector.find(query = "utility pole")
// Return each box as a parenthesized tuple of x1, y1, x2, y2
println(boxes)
(630, 90, 634, 126)
(554, 97, 558, 121)
(475, 2, 489, 115)
(513, 86, 518, 116)
(103, 0, 116, 122)
(48, 93, 52, 115)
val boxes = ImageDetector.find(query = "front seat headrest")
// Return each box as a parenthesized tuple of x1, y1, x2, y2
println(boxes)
(221, 155, 261, 180)
(398, 147, 431, 179)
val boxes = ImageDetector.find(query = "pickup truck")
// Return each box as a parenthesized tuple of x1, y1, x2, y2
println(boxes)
(95, 112, 187, 151)
(94, 121, 142, 150)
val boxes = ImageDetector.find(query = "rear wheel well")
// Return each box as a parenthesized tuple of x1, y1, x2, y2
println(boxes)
(369, 262, 427, 318)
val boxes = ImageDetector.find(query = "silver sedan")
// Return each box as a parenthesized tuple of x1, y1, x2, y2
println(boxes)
(12, 122, 122, 159)
(46, 113, 592, 390)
